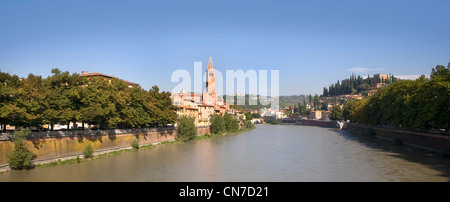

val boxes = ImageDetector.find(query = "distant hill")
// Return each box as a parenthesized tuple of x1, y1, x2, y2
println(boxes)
(222, 94, 311, 111)
(278, 95, 309, 109)
(322, 73, 399, 96)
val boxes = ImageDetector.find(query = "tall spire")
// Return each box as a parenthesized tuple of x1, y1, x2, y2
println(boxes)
(208, 57, 213, 69)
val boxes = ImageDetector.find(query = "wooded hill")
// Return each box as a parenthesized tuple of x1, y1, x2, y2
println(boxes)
(323, 73, 399, 96)
(341, 64, 449, 131)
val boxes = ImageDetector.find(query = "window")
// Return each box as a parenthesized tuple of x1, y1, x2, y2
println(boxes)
(209, 73, 214, 77)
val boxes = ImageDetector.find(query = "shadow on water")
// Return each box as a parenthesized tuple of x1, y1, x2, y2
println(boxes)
(329, 128, 450, 181)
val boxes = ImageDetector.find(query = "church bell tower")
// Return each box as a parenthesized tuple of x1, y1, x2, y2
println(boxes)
(204, 57, 216, 105)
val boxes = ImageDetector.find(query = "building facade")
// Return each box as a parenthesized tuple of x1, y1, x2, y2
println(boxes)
(171, 57, 231, 125)
(310, 110, 322, 120)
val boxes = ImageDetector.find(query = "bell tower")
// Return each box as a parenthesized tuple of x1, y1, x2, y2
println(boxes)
(206, 57, 215, 94)
(203, 57, 216, 105)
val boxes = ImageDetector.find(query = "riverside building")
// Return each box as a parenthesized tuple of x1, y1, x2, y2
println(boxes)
(171, 57, 232, 126)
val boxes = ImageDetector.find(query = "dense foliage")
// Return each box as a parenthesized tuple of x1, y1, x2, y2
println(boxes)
(343, 64, 449, 131)
(176, 115, 197, 142)
(131, 139, 140, 149)
(242, 120, 256, 130)
(329, 105, 343, 120)
(210, 113, 254, 134)
(210, 114, 225, 134)
(224, 94, 313, 112)
(0, 69, 177, 130)
(323, 73, 398, 96)
(223, 113, 239, 132)
(7, 128, 36, 170)
(83, 144, 94, 159)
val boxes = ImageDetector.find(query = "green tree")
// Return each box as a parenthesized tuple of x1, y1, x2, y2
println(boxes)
(126, 87, 149, 128)
(427, 64, 450, 129)
(244, 112, 252, 121)
(344, 63, 449, 131)
(60, 72, 84, 129)
(210, 114, 225, 134)
(176, 115, 197, 142)
(330, 105, 343, 120)
(243, 120, 255, 130)
(110, 78, 135, 128)
(79, 76, 116, 129)
(252, 113, 261, 118)
(7, 128, 36, 170)
(224, 113, 239, 132)
(18, 74, 46, 128)
(0, 72, 25, 131)
(323, 87, 328, 96)
(323, 73, 398, 96)
(313, 95, 320, 110)
(149, 85, 178, 126)
(343, 99, 367, 123)
(320, 101, 328, 110)
(43, 68, 76, 130)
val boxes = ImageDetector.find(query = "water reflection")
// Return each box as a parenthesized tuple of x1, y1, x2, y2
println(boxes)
(0, 125, 449, 182)
(331, 128, 450, 181)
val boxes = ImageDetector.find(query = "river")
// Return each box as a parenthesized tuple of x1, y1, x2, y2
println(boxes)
(1, 125, 449, 182)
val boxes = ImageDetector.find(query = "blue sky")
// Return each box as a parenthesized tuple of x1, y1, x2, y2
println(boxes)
(1, 0, 449, 95)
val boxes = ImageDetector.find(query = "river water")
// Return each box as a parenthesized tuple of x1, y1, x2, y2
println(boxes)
(1, 125, 449, 182)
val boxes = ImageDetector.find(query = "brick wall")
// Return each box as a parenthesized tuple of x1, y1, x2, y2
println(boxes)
(0, 126, 210, 166)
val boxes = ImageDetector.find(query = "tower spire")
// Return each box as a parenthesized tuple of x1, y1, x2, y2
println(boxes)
(208, 57, 213, 69)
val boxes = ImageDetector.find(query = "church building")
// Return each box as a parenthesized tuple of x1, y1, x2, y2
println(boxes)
(171, 57, 230, 125)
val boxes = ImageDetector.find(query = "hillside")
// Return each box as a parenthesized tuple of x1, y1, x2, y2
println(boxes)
(323, 73, 399, 96)
(222, 94, 311, 111)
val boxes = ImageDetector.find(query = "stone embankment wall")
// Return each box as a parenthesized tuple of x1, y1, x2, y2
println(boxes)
(298, 119, 339, 128)
(196, 125, 210, 136)
(0, 126, 210, 166)
(344, 123, 450, 153)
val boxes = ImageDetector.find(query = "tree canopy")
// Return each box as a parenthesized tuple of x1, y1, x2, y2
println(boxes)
(0, 69, 177, 131)
(323, 73, 398, 96)
(342, 63, 450, 131)
(176, 115, 197, 142)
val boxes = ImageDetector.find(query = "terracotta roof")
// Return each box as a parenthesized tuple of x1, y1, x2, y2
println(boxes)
(201, 104, 215, 107)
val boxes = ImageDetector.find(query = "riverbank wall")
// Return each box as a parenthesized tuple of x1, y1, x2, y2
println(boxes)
(344, 123, 450, 154)
(0, 126, 210, 167)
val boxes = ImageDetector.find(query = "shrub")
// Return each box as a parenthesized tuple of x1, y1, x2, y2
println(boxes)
(83, 143, 94, 159)
(243, 120, 256, 130)
(224, 113, 239, 132)
(266, 119, 279, 125)
(177, 115, 197, 142)
(7, 128, 36, 170)
(131, 139, 140, 149)
(210, 114, 225, 134)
